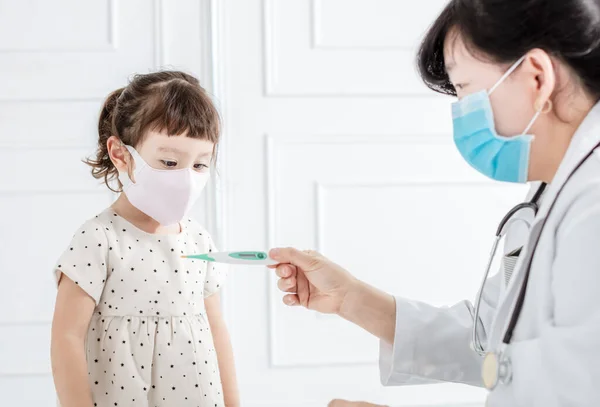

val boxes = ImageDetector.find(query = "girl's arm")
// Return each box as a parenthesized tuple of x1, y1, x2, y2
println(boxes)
(51, 276, 96, 407)
(205, 293, 240, 407)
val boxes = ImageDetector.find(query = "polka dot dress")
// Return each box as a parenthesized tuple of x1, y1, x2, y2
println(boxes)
(54, 208, 227, 407)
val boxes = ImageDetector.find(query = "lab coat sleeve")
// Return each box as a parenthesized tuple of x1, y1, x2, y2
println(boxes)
(379, 272, 503, 387)
(509, 186, 600, 407)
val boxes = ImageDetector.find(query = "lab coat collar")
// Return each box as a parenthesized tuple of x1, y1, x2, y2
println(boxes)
(535, 100, 600, 220)
(489, 101, 600, 346)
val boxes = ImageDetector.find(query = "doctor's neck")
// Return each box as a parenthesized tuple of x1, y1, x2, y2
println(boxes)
(528, 94, 597, 184)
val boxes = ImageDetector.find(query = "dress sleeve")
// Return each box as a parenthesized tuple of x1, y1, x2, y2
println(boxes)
(54, 219, 108, 305)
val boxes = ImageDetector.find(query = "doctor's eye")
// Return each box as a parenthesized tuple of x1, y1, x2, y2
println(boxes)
(160, 160, 178, 168)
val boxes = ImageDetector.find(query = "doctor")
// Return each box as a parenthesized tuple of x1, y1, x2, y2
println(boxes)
(269, 0, 600, 406)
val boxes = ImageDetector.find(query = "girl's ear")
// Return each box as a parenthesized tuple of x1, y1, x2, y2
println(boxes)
(107, 136, 135, 182)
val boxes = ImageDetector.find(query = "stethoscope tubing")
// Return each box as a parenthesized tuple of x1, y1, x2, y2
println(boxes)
(472, 183, 546, 356)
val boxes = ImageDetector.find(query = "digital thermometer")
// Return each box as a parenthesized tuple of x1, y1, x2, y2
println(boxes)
(181, 251, 278, 266)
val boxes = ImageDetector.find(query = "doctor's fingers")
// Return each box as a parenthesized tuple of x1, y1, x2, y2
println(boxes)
(282, 293, 300, 306)
(275, 264, 297, 278)
(269, 247, 323, 271)
(277, 275, 297, 292)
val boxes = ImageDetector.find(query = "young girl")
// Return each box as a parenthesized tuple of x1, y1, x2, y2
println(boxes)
(51, 71, 239, 407)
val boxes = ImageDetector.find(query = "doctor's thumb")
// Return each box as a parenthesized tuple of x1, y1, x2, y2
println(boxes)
(269, 247, 323, 272)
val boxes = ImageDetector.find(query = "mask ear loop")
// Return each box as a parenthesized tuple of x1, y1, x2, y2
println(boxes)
(522, 111, 541, 135)
(118, 142, 138, 185)
(488, 56, 527, 95)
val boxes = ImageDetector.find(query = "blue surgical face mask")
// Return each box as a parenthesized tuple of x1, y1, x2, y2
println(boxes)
(451, 56, 541, 183)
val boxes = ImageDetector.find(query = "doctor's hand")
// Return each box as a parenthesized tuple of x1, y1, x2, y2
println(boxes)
(270, 247, 396, 343)
(328, 400, 388, 407)
(269, 248, 358, 315)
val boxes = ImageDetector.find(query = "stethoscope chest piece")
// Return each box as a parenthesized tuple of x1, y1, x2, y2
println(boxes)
(482, 350, 512, 390)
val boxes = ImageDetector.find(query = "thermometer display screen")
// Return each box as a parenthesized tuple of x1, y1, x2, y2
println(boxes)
(238, 253, 258, 258)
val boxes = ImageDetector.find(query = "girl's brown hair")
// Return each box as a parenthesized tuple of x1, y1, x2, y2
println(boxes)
(85, 71, 220, 192)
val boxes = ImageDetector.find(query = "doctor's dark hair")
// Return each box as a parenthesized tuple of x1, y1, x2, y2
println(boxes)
(85, 70, 221, 192)
(417, 0, 600, 99)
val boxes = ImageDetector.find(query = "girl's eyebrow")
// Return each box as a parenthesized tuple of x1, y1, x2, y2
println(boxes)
(157, 146, 184, 153)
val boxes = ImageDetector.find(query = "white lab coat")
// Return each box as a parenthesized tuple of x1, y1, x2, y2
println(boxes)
(380, 101, 600, 407)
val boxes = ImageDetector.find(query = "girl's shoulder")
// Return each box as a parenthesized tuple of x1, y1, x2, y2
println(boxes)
(75, 208, 117, 231)
(66, 209, 114, 241)
(55, 209, 113, 304)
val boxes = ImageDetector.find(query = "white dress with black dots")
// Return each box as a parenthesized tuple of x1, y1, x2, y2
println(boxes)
(54, 209, 228, 407)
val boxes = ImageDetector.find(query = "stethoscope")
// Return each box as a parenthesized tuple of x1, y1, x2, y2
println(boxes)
(474, 140, 600, 391)
(471, 182, 547, 388)
(471, 183, 547, 357)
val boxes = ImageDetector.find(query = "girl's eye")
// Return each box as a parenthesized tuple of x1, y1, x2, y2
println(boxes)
(161, 160, 178, 168)
(193, 163, 209, 171)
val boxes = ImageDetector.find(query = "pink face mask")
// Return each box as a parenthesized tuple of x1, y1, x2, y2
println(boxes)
(118, 145, 210, 226)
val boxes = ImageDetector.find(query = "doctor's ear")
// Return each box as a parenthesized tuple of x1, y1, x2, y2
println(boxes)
(522, 49, 556, 114)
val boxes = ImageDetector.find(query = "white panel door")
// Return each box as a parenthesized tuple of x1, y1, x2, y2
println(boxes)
(216, 0, 528, 406)
(0, 1, 216, 406)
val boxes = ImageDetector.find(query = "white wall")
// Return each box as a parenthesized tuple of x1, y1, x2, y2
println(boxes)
(0, 1, 528, 406)
(216, 0, 527, 406)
